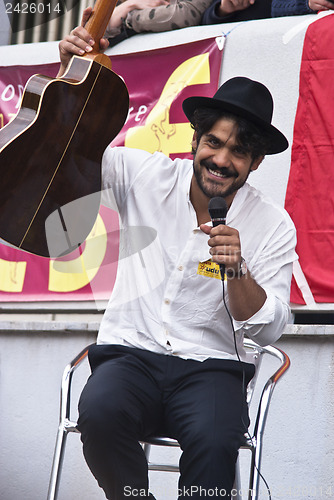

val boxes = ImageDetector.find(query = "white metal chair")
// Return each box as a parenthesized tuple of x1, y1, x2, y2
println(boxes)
(47, 339, 290, 500)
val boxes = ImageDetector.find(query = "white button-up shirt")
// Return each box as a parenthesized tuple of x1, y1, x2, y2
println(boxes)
(98, 147, 297, 362)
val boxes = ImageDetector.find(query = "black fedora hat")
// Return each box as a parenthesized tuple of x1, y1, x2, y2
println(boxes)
(182, 76, 288, 155)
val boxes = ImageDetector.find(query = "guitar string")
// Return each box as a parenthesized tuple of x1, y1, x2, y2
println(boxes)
(19, 61, 104, 250)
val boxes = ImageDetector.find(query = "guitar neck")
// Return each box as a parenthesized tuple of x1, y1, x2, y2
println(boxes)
(85, 0, 119, 54)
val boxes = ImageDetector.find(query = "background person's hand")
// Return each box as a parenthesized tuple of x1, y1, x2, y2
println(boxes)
(106, 0, 170, 34)
(217, 0, 255, 17)
(309, 0, 334, 10)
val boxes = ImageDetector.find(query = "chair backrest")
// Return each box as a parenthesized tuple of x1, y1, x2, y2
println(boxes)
(243, 340, 264, 405)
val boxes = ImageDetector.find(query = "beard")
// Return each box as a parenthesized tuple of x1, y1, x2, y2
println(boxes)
(193, 158, 250, 200)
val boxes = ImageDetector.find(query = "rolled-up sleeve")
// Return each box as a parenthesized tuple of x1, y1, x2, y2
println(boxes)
(231, 200, 298, 347)
(126, 0, 214, 33)
(233, 275, 293, 346)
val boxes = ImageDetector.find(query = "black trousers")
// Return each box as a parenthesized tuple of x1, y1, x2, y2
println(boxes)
(77, 345, 255, 500)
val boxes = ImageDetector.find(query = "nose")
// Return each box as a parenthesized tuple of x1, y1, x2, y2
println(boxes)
(212, 145, 232, 168)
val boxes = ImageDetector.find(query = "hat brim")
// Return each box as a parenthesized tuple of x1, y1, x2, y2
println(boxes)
(182, 96, 288, 155)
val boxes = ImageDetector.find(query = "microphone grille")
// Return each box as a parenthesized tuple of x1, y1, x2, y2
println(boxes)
(208, 197, 228, 220)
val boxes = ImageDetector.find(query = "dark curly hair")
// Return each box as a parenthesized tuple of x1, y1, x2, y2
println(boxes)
(190, 107, 273, 159)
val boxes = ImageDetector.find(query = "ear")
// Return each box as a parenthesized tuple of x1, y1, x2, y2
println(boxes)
(191, 132, 198, 151)
(250, 155, 264, 172)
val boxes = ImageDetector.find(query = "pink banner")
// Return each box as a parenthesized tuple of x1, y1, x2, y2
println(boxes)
(0, 38, 222, 301)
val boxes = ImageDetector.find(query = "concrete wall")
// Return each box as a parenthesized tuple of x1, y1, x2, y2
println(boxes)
(0, 323, 333, 500)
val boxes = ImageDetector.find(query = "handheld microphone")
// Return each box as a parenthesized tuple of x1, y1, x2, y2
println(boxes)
(208, 198, 243, 364)
(208, 197, 228, 280)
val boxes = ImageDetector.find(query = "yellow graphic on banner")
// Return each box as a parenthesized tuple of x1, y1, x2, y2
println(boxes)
(125, 53, 211, 157)
(0, 259, 27, 292)
(48, 214, 107, 292)
(197, 260, 225, 280)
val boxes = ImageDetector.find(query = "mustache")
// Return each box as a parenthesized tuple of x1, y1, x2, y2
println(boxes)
(200, 159, 237, 178)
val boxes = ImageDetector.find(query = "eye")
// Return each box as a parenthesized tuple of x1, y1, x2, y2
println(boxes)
(207, 136, 220, 148)
(233, 146, 249, 157)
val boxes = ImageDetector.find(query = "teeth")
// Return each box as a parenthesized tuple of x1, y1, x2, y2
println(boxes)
(208, 168, 227, 178)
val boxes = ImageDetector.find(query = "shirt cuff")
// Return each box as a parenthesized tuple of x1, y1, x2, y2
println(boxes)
(232, 292, 276, 331)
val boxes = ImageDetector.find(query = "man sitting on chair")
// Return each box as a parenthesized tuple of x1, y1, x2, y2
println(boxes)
(58, 20, 297, 500)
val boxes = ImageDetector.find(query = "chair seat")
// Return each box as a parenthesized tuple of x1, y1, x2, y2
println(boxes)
(143, 433, 252, 448)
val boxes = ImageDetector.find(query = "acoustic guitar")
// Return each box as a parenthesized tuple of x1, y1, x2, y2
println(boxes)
(0, 0, 129, 258)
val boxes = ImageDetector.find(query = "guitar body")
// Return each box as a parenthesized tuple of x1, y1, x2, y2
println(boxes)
(0, 55, 129, 257)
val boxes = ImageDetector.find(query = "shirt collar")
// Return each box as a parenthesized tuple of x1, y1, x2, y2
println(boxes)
(187, 178, 251, 229)
(226, 183, 250, 224)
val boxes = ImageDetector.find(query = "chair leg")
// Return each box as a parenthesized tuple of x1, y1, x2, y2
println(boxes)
(232, 455, 243, 500)
(143, 442, 152, 460)
(47, 428, 69, 500)
(248, 445, 263, 500)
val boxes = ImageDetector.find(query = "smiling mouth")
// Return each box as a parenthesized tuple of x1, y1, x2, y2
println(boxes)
(206, 166, 237, 180)
(207, 168, 229, 178)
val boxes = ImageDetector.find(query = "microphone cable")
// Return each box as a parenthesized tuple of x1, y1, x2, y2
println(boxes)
(208, 196, 271, 498)
(221, 276, 272, 500)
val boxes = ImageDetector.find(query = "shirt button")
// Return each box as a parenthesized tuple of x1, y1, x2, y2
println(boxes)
(178, 265, 183, 271)
(164, 299, 170, 305)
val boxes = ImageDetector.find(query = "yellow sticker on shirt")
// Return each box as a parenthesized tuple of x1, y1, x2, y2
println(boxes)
(197, 260, 224, 280)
